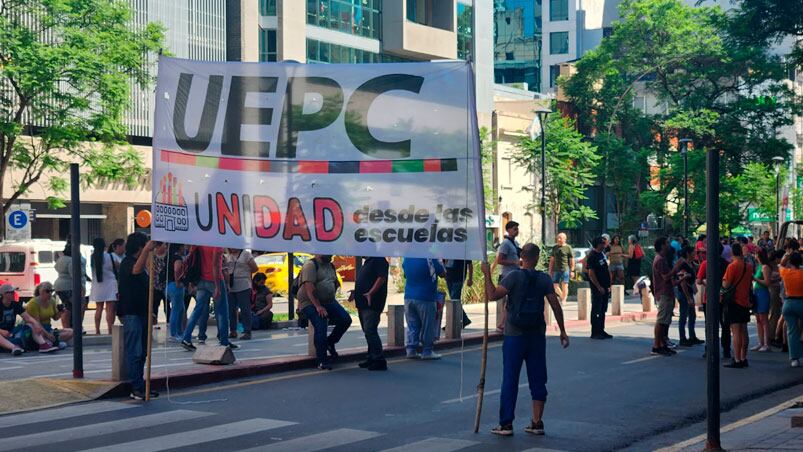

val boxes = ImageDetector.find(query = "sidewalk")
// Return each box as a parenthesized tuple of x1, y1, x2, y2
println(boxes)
(662, 397, 803, 451)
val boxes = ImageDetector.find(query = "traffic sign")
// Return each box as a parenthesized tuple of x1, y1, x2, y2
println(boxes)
(5, 204, 32, 241)
(8, 210, 27, 229)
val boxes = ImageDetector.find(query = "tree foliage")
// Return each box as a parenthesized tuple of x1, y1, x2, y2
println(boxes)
(513, 113, 601, 234)
(0, 0, 164, 211)
(729, 0, 803, 70)
(561, 0, 801, 235)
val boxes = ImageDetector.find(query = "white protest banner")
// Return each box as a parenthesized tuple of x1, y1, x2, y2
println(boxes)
(151, 57, 485, 259)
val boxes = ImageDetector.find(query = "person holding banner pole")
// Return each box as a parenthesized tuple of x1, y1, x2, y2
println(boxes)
(117, 232, 158, 401)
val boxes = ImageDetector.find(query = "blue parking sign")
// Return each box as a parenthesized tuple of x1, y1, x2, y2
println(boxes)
(8, 210, 27, 229)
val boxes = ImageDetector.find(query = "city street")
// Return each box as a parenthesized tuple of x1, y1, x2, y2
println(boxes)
(1, 320, 800, 451)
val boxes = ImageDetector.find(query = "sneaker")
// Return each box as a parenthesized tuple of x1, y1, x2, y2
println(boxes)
(39, 342, 58, 353)
(651, 347, 672, 356)
(358, 359, 374, 369)
(690, 338, 705, 346)
(130, 390, 146, 400)
(679, 338, 692, 347)
(590, 334, 606, 340)
(180, 340, 196, 352)
(666, 347, 677, 355)
(226, 343, 240, 350)
(318, 363, 332, 371)
(602, 332, 614, 339)
(491, 424, 514, 436)
(198, 338, 206, 345)
(524, 420, 545, 435)
(421, 352, 442, 360)
(368, 359, 388, 371)
(758, 346, 771, 352)
(11, 347, 23, 356)
(149, 390, 159, 399)
(228, 332, 237, 339)
(750, 344, 762, 352)
(240, 333, 251, 340)
(406, 350, 421, 359)
(666, 340, 677, 348)
(791, 359, 800, 368)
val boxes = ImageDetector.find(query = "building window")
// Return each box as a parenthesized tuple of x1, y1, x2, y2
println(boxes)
(549, 0, 568, 21)
(259, 28, 277, 62)
(549, 64, 561, 87)
(306, 38, 406, 64)
(260, 0, 277, 16)
(549, 31, 569, 54)
(457, 3, 473, 60)
(307, 0, 382, 40)
(603, 26, 613, 38)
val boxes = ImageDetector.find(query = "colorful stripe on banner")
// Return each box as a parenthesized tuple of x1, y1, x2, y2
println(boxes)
(160, 150, 458, 175)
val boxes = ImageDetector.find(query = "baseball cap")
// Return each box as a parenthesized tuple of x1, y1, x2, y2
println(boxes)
(0, 283, 17, 294)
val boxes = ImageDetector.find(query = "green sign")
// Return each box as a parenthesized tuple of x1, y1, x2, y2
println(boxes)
(747, 207, 791, 223)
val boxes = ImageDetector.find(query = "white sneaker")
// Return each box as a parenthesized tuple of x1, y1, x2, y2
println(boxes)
(421, 352, 442, 360)
(792, 359, 800, 368)
(758, 346, 771, 352)
(750, 344, 762, 351)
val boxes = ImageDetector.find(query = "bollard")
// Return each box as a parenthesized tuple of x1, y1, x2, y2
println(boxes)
(387, 305, 405, 347)
(111, 324, 127, 381)
(640, 287, 653, 312)
(307, 322, 316, 357)
(612, 285, 625, 316)
(577, 288, 591, 321)
(444, 299, 462, 340)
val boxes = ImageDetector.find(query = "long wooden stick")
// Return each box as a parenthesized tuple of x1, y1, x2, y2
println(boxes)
(145, 254, 155, 401)
(473, 270, 490, 433)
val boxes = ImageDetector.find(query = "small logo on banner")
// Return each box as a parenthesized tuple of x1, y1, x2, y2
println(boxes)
(153, 172, 189, 232)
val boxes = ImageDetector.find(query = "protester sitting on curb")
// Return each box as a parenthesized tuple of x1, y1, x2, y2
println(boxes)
(402, 257, 446, 360)
(25, 282, 73, 347)
(251, 273, 273, 330)
(779, 250, 803, 368)
(482, 244, 569, 437)
(298, 255, 351, 371)
(117, 233, 159, 401)
(352, 256, 389, 371)
(0, 284, 58, 354)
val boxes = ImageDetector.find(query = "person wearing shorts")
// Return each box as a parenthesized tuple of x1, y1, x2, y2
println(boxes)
(548, 233, 574, 305)
(722, 243, 753, 368)
(0, 284, 58, 354)
(751, 248, 774, 352)
(651, 238, 678, 356)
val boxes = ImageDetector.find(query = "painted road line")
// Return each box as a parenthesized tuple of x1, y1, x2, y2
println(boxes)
(0, 410, 211, 451)
(0, 401, 136, 429)
(622, 349, 686, 365)
(380, 437, 479, 452)
(80, 418, 296, 452)
(241, 428, 381, 452)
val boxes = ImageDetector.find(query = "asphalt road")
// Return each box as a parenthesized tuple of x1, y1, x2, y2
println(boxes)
(1, 320, 801, 452)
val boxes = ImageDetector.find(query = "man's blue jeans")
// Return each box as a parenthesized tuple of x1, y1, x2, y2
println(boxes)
(405, 299, 437, 355)
(783, 298, 803, 360)
(122, 315, 148, 392)
(166, 282, 185, 338)
(499, 333, 548, 426)
(302, 302, 352, 365)
(182, 279, 230, 345)
(677, 287, 696, 340)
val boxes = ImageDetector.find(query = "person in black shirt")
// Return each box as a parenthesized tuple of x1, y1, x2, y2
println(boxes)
(117, 232, 158, 401)
(445, 259, 473, 328)
(351, 257, 389, 371)
(587, 236, 613, 340)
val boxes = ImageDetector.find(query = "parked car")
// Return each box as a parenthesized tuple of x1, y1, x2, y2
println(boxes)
(573, 247, 591, 278)
(0, 239, 93, 302)
(254, 252, 343, 294)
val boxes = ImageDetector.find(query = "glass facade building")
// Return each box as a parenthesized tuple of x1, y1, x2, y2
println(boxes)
(457, 3, 473, 60)
(306, 0, 382, 40)
(493, 0, 542, 92)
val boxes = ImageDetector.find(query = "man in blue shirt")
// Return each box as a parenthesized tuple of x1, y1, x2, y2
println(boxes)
(402, 257, 445, 360)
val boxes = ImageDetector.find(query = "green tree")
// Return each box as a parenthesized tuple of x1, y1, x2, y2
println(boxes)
(730, 0, 803, 70)
(594, 133, 650, 233)
(562, 0, 799, 233)
(0, 0, 164, 213)
(512, 113, 601, 236)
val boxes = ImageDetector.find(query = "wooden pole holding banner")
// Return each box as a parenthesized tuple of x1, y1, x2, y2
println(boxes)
(145, 254, 155, 401)
(473, 269, 490, 433)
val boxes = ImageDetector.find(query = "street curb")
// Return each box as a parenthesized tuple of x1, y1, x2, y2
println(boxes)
(98, 331, 505, 398)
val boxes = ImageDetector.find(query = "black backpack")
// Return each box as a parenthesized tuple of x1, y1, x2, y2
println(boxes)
(182, 247, 202, 286)
(508, 269, 547, 332)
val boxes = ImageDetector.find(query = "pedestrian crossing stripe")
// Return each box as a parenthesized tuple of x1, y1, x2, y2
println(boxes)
(0, 401, 135, 429)
(380, 437, 479, 452)
(240, 428, 380, 452)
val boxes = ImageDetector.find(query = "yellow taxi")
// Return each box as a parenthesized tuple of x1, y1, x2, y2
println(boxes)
(254, 252, 343, 294)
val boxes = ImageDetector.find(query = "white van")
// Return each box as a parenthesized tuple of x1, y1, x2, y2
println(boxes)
(0, 239, 92, 301)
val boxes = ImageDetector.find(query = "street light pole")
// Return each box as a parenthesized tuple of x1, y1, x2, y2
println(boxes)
(705, 148, 721, 450)
(679, 138, 692, 239)
(773, 156, 785, 235)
